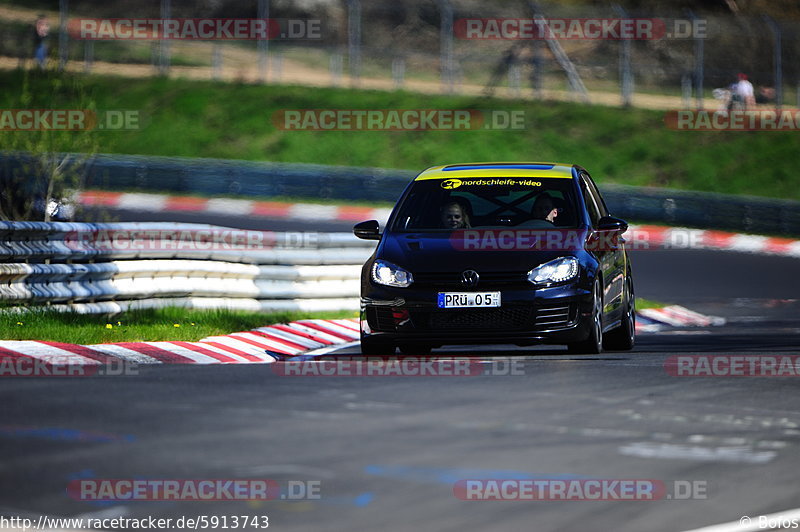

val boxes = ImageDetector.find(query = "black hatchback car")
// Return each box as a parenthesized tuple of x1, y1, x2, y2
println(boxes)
(353, 162, 635, 355)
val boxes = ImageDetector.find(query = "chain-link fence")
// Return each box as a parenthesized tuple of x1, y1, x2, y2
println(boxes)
(2, 1, 798, 109)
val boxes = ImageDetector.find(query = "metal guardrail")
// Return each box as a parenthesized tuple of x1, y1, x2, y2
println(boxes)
(0, 221, 374, 314)
(82, 154, 800, 236)
(3, 153, 800, 236)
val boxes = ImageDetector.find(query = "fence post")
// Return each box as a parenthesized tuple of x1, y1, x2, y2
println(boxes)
(84, 40, 93, 74)
(688, 11, 703, 109)
(531, 39, 543, 99)
(764, 16, 782, 110)
(392, 57, 405, 89)
(58, 0, 69, 70)
(159, 0, 171, 75)
(438, 0, 454, 93)
(330, 50, 343, 86)
(614, 5, 633, 107)
(258, 0, 269, 82)
(681, 73, 692, 109)
(212, 43, 222, 80)
(272, 51, 282, 82)
(509, 64, 521, 97)
(347, 0, 361, 86)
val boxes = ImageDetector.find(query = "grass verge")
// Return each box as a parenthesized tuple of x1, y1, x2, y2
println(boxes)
(1, 307, 358, 344)
(1, 301, 667, 345)
(635, 298, 667, 310)
(1, 70, 798, 201)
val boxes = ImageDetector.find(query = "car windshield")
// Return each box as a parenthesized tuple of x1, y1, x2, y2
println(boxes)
(390, 177, 580, 231)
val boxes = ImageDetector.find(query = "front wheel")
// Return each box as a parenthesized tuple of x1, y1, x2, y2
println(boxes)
(603, 277, 635, 351)
(567, 281, 603, 354)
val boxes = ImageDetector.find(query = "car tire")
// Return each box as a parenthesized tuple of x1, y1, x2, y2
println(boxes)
(360, 335, 395, 356)
(603, 277, 635, 351)
(567, 280, 603, 354)
(398, 344, 433, 356)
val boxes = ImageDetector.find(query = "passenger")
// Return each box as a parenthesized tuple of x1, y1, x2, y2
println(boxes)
(440, 201, 471, 229)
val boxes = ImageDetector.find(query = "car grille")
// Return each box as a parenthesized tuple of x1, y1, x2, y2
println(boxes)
(414, 307, 534, 331)
(533, 304, 573, 331)
(369, 303, 576, 333)
(413, 271, 528, 289)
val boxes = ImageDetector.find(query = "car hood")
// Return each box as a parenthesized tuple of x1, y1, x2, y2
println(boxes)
(378, 231, 584, 273)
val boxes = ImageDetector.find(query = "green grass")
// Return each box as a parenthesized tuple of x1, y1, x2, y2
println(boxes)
(2, 69, 799, 200)
(2, 307, 357, 344)
(635, 298, 666, 310)
(2, 302, 665, 344)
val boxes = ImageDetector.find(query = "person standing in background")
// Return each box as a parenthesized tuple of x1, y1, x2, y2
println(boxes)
(733, 73, 756, 109)
(33, 15, 49, 69)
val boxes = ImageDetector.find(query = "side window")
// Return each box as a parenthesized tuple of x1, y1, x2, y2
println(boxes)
(581, 172, 608, 218)
(580, 178, 601, 227)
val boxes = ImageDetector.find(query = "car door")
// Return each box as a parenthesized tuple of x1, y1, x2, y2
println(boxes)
(579, 171, 625, 321)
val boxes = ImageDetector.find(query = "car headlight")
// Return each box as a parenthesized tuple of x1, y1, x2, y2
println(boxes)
(527, 257, 579, 285)
(371, 259, 414, 288)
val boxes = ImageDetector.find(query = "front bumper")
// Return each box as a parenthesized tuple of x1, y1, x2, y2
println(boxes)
(361, 283, 594, 347)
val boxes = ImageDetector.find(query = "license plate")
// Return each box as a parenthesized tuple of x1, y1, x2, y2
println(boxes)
(437, 292, 501, 308)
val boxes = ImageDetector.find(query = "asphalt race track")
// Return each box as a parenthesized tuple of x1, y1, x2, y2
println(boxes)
(2, 208, 799, 531)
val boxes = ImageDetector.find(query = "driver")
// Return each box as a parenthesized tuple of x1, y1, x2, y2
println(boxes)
(522, 193, 559, 228)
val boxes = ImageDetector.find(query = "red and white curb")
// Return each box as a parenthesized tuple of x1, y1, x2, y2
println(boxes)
(0, 319, 360, 366)
(628, 225, 800, 258)
(77, 190, 392, 223)
(77, 191, 800, 259)
(0, 309, 725, 364)
(637, 305, 725, 333)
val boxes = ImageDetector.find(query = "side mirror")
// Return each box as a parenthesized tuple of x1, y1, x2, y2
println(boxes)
(353, 220, 381, 241)
(597, 216, 628, 233)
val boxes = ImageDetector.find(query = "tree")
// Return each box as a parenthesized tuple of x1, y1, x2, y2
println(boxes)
(0, 69, 98, 221)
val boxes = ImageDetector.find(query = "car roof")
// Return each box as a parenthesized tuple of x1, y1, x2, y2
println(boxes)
(415, 162, 576, 181)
